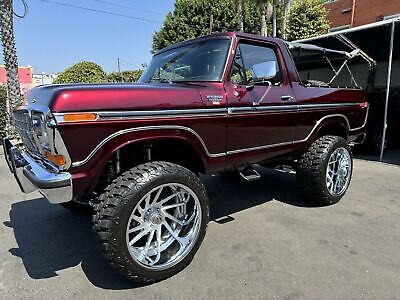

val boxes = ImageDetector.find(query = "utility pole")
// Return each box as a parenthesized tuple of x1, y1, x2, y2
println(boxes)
(208, 14, 214, 35)
(117, 57, 122, 82)
(0, 0, 22, 130)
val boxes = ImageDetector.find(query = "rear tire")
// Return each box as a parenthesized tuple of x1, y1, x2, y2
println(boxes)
(92, 161, 209, 282)
(297, 136, 353, 205)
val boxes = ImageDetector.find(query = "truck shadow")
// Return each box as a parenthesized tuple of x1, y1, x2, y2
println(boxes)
(5, 199, 141, 289)
(204, 167, 320, 223)
(5, 167, 319, 290)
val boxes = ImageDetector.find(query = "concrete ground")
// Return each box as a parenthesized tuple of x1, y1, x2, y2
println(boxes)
(355, 148, 400, 166)
(0, 152, 399, 300)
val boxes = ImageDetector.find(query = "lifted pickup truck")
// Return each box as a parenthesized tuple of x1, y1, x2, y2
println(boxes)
(3, 32, 368, 282)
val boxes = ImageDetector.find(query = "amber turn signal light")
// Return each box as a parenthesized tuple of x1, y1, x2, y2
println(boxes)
(44, 151, 66, 167)
(62, 113, 97, 122)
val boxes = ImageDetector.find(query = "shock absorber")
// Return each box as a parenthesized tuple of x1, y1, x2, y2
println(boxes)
(144, 143, 152, 161)
(115, 150, 121, 175)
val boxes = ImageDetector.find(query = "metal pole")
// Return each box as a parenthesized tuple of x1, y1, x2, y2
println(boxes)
(380, 21, 396, 161)
(117, 57, 122, 82)
(351, 0, 356, 27)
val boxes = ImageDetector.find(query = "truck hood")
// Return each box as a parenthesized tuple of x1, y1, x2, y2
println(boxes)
(25, 83, 205, 113)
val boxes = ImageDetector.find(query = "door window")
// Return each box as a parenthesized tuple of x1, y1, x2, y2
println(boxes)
(230, 43, 282, 86)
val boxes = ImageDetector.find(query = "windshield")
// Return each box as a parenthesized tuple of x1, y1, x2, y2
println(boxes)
(139, 38, 231, 83)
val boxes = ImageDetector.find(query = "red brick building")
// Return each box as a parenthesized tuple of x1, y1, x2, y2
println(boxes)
(0, 65, 34, 95)
(324, 0, 400, 31)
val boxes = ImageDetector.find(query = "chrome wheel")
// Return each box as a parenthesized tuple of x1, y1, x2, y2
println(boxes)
(326, 147, 352, 196)
(126, 183, 202, 270)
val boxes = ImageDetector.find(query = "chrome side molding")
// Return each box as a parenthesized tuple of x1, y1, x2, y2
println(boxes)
(70, 110, 368, 167)
(71, 125, 227, 167)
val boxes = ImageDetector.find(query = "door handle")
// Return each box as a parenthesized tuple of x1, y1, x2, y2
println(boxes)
(281, 95, 295, 101)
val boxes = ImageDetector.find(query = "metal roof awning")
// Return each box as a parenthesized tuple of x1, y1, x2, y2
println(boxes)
(287, 41, 362, 88)
(287, 42, 354, 58)
(296, 17, 400, 43)
(295, 17, 400, 63)
(295, 17, 400, 161)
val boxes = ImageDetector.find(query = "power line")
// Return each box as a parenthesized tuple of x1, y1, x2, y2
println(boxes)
(119, 58, 143, 69)
(13, 0, 28, 18)
(39, 0, 204, 31)
(90, 0, 165, 17)
(39, 0, 218, 33)
(38, 0, 163, 24)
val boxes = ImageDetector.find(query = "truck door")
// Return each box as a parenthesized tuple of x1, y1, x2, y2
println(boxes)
(225, 40, 297, 165)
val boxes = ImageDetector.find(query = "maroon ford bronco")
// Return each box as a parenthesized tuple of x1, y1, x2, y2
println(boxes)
(3, 32, 368, 282)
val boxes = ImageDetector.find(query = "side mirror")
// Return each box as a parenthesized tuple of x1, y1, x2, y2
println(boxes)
(252, 61, 277, 81)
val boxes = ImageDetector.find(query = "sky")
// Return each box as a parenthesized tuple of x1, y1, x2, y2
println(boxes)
(0, 0, 175, 74)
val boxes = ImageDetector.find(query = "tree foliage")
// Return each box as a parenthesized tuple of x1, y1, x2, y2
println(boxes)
(54, 61, 107, 84)
(107, 70, 143, 83)
(242, 0, 265, 35)
(152, 0, 274, 52)
(0, 85, 7, 138)
(153, 0, 237, 52)
(286, 0, 329, 41)
(55, 61, 144, 84)
(152, 0, 329, 48)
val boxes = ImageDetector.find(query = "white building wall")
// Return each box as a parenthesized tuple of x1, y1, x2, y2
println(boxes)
(32, 74, 58, 86)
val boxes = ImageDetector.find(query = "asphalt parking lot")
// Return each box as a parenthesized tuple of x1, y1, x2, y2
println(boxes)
(0, 151, 399, 300)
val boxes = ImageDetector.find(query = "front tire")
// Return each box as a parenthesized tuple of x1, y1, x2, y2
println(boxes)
(297, 136, 353, 205)
(93, 161, 209, 282)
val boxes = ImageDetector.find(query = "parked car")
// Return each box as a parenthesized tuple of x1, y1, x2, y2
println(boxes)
(3, 32, 368, 282)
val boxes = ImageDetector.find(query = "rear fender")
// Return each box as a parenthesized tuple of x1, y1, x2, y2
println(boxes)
(306, 116, 350, 146)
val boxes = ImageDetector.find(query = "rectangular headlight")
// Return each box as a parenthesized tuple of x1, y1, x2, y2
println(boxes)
(31, 112, 50, 151)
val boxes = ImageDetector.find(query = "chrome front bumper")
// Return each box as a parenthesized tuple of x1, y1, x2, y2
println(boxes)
(3, 138, 73, 204)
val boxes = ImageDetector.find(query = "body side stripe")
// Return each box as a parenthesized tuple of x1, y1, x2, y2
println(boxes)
(70, 108, 368, 168)
(55, 102, 365, 123)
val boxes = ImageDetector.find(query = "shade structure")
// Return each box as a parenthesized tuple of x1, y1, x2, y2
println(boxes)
(295, 18, 400, 161)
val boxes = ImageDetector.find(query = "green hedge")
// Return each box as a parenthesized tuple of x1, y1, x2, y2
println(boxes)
(0, 85, 7, 139)
(54, 61, 107, 84)
(107, 70, 143, 83)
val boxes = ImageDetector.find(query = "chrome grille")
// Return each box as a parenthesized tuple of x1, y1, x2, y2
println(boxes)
(14, 110, 39, 153)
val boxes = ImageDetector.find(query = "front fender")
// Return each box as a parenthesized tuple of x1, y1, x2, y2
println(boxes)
(64, 126, 225, 197)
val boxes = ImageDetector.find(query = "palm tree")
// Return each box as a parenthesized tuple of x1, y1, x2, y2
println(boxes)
(236, 0, 244, 32)
(0, 0, 22, 128)
(272, 0, 277, 37)
(259, 0, 267, 36)
(259, 0, 274, 36)
(282, 0, 293, 39)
